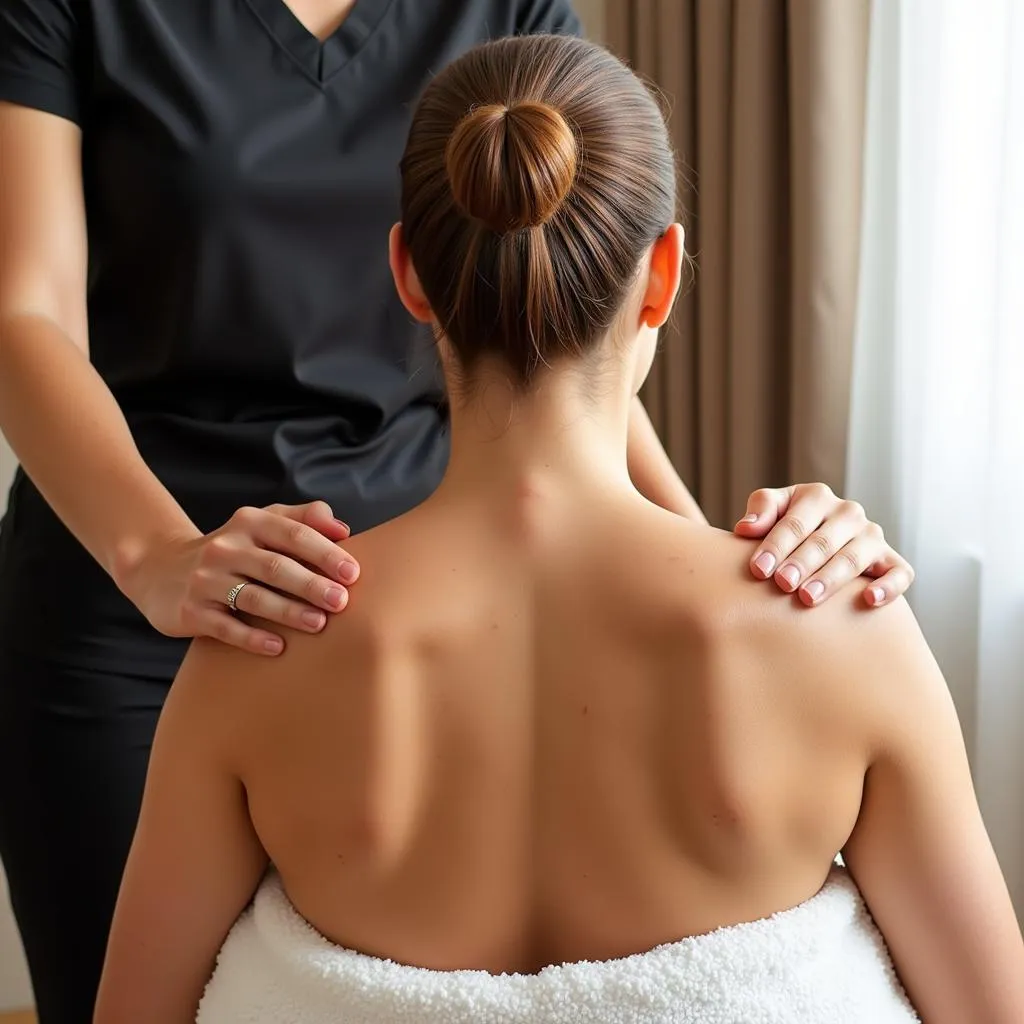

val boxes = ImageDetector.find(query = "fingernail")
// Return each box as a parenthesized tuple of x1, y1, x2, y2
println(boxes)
(338, 562, 358, 584)
(803, 580, 825, 604)
(777, 564, 801, 590)
(753, 552, 776, 577)
(738, 513, 759, 525)
(264, 638, 283, 655)
(302, 610, 326, 630)
(334, 518, 350, 531)
(869, 586, 886, 605)
(325, 587, 346, 608)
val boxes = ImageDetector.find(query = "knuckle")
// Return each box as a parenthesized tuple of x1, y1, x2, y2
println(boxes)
(289, 604, 315, 628)
(840, 499, 866, 521)
(286, 520, 310, 547)
(206, 534, 233, 559)
(210, 618, 232, 643)
(232, 505, 259, 526)
(779, 513, 808, 540)
(809, 532, 833, 558)
(836, 549, 862, 576)
(189, 566, 215, 596)
(865, 521, 884, 541)
(809, 482, 834, 499)
(242, 584, 266, 614)
(249, 633, 271, 654)
(263, 554, 287, 583)
(304, 574, 324, 602)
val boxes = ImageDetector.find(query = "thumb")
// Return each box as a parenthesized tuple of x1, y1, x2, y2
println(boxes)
(733, 486, 794, 538)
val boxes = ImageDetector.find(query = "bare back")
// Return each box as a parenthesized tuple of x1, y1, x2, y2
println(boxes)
(232, 486, 871, 974)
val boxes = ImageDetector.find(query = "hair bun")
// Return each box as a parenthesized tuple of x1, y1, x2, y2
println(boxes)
(445, 101, 577, 234)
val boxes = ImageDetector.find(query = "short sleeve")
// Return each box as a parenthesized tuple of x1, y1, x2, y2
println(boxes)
(0, 0, 84, 124)
(516, 0, 583, 38)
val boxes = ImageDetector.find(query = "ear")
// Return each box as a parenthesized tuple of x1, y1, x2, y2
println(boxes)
(638, 223, 685, 330)
(388, 223, 434, 324)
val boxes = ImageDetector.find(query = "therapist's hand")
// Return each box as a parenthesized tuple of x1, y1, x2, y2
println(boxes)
(734, 483, 914, 608)
(122, 501, 359, 655)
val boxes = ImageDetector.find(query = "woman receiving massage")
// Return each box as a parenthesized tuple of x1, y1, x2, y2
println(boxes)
(0, 4, 919, 1018)
(94, 33, 1024, 1024)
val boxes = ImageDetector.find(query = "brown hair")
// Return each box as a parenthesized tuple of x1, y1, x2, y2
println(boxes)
(399, 34, 677, 388)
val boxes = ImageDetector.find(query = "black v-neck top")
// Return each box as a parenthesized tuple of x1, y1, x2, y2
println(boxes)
(0, 0, 580, 672)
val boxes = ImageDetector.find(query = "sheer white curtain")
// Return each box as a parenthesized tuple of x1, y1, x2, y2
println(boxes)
(848, 0, 1024, 911)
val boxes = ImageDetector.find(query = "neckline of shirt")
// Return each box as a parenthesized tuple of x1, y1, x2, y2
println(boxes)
(242, 0, 398, 85)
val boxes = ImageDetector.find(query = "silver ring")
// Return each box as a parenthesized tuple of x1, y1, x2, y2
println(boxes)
(225, 581, 250, 613)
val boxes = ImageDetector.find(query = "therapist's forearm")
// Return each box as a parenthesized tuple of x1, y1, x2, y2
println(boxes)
(0, 313, 198, 584)
(627, 397, 707, 523)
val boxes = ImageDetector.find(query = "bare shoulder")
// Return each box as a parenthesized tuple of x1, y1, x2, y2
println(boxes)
(620, 513, 790, 632)
(207, 511, 442, 685)
(731, 577, 950, 759)
(168, 636, 284, 742)
(634, 510, 937, 737)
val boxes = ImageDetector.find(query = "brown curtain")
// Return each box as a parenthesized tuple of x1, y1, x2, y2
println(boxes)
(604, 0, 870, 526)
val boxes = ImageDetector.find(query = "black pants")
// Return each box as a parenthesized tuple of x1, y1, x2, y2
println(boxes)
(0, 649, 173, 1024)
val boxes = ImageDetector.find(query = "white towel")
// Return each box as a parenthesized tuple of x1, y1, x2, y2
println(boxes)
(196, 866, 919, 1023)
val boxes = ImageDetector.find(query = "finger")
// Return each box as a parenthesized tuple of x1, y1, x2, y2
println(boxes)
(771, 516, 873, 593)
(266, 501, 351, 541)
(196, 607, 286, 656)
(793, 532, 880, 606)
(750, 488, 853, 581)
(231, 579, 330, 633)
(231, 546, 352, 613)
(236, 506, 360, 585)
(734, 486, 795, 538)
(862, 563, 915, 608)
(861, 548, 914, 582)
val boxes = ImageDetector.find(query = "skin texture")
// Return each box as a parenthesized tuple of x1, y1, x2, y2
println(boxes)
(96, 222, 1024, 1024)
